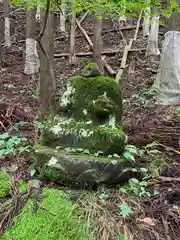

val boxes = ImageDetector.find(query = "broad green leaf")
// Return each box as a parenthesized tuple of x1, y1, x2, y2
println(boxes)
(123, 152, 135, 162)
(129, 178, 139, 185)
(119, 203, 132, 217)
(30, 169, 36, 177)
(0, 133, 9, 140)
(119, 188, 127, 194)
(140, 168, 148, 173)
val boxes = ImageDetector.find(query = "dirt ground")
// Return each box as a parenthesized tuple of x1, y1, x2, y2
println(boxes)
(0, 9, 180, 240)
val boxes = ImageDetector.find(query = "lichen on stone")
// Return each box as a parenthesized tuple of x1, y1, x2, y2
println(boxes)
(0, 170, 11, 199)
(41, 120, 125, 155)
(60, 83, 75, 107)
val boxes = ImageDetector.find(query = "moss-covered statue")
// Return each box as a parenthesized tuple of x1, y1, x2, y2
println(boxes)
(35, 63, 132, 186)
(41, 62, 125, 155)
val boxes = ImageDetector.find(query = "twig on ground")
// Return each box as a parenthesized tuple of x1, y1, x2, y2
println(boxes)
(0, 120, 7, 131)
(75, 12, 88, 31)
(156, 143, 180, 155)
(157, 176, 180, 182)
(115, 10, 143, 83)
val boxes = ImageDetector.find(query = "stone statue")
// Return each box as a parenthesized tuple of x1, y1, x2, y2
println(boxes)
(35, 63, 130, 186)
(41, 62, 125, 155)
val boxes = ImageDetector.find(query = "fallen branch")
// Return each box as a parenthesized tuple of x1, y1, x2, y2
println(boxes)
(75, 12, 88, 31)
(54, 48, 149, 58)
(157, 143, 180, 155)
(75, 19, 115, 75)
(76, 19, 93, 48)
(115, 11, 143, 83)
(8, 26, 140, 45)
(157, 176, 180, 182)
(109, 15, 127, 45)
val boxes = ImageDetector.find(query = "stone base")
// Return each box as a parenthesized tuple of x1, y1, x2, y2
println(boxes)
(34, 145, 137, 186)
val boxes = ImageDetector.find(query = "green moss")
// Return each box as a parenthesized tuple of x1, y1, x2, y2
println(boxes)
(19, 180, 28, 194)
(82, 62, 101, 77)
(0, 171, 11, 199)
(42, 67, 124, 157)
(58, 75, 122, 122)
(3, 188, 90, 240)
(35, 145, 112, 162)
(42, 120, 125, 155)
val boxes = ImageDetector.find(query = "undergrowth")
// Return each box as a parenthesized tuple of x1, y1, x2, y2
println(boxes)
(3, 188, 92, 240)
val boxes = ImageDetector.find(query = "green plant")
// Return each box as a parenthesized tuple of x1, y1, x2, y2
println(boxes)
(98, 187, 108, 205)
(0, 171, 11, 199)
(124, 178, 151, 197)
(119, 235, 128, 240)
(0, 132, 31, 157)
(119, 202, 132, 218)
(143, 141, 161, 155)
(123, 145, 140, 162)
(3, 188, 91, 240)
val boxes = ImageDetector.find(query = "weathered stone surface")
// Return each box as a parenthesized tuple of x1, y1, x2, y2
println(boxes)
(35, 146, 136, 186)
(41, 62, 125, 155)
(36, 63, 127, 185)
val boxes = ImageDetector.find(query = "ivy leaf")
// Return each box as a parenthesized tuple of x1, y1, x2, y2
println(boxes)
(129, 178, 139, 185)
(30, 169, 36, 177)
(83, 149, 90, 155)
(119, 203, 132, 217)
(140, 168, 148, 173)
(0, 140, 5, 148)
(119, 188, 127, 194)
(0, 149, 6, 157)
(0, 133, 9, 140)
(113, 153, 120, 158)
(123, 152, 135, 162)
(125, 145, 138, 154)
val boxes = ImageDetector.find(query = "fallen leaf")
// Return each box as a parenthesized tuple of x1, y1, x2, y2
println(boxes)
(139, 217, 155, 226)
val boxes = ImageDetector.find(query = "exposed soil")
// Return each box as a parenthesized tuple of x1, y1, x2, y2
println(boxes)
(0, 7, 180, 240)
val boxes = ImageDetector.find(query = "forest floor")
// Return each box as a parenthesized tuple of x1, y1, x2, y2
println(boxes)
(0, 9, 180, 240)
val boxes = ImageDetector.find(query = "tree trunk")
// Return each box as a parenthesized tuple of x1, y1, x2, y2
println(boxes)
(93, 16, 103, 72)
(24, 7, 40, 77)
(60, 1, 66, 33)
(39, 8, 56, 120)
(146, 7, 160, 59)
(0, 14, 5, 67)
(69, 0, 76, 64)
(153, 31, 180, 105)
(4, 0, 11, 47)
(143, 0, 150, 37)
(36, 6, 40, 21)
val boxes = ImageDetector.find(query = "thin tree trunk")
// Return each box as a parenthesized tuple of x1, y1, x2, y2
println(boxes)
(60, 1, 66, 32)
(146, 7, 160, 59)
(0, 14, 5, 67)
(69, 0, 76, 64)
(4, 0, 11, 47)
(93, 15, 103, 72)
(39, 8, 56, 120)
(24, 7, 39, 77)
(36, 6, 40, 21)
(143, 0, 150, 37)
